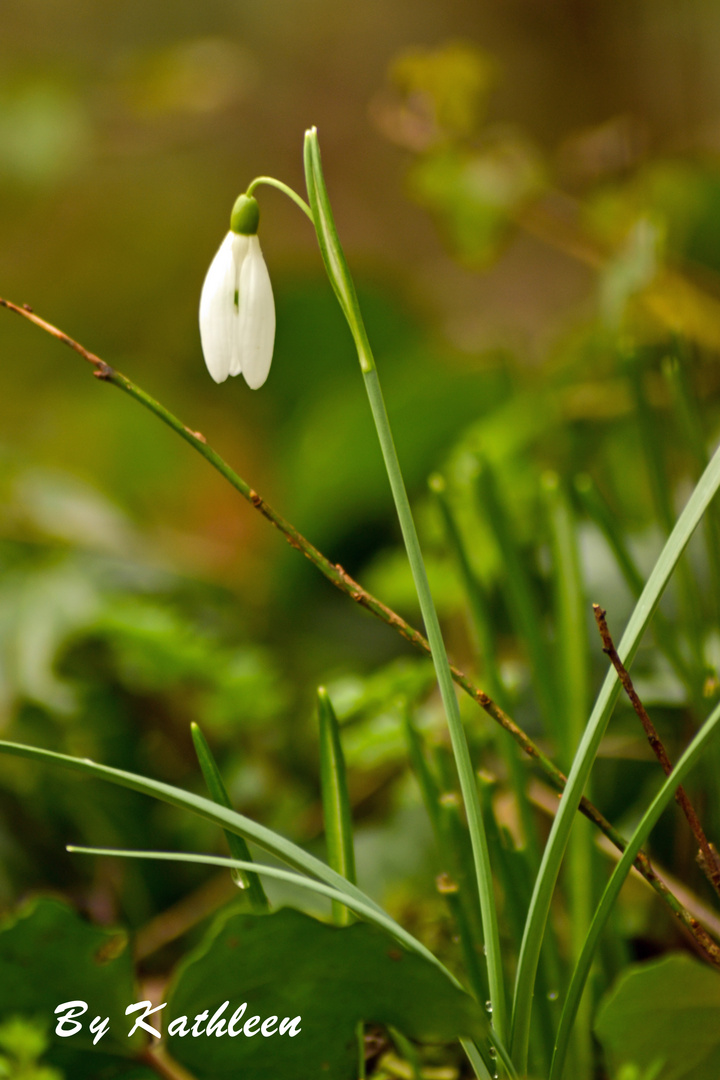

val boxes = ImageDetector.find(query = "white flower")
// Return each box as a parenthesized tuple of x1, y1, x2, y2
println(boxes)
(199, 230, 275, 389)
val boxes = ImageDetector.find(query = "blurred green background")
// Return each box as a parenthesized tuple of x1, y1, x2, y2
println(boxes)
(3, 0, 720, 986)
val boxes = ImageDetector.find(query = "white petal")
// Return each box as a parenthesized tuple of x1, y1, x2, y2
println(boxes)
(235, 235, 276, 390)
(228, 234, 250, 378)
(199, 232, 238, 383)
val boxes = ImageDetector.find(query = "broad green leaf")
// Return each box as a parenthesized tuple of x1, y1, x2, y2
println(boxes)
(0, 898, 147, 1076)
(594, 954, 720, 1080)
(167, 907, 486, 1080)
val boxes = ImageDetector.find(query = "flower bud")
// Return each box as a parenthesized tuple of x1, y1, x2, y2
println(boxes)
(230, 194, 260, 235)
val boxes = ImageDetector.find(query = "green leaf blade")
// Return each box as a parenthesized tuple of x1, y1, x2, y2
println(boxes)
(191, 722, 269, 911)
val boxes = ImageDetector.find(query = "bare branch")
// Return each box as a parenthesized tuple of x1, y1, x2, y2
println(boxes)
(594, 603, 720, 900)
(3, 296, 719, 965)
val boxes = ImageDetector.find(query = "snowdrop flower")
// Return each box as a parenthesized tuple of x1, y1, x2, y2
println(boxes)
(199, 194, 276, 389)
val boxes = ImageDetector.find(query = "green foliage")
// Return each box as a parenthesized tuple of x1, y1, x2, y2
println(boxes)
(323, 658, 436, 772)
(595, 955, 720, 1080)
(0, 895, 485, 1080)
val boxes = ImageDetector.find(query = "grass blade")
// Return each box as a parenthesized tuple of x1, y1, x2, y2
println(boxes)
(190, 722, 269, 910)
(317, 687, 357, 925)
(67, 847, 452, 971)
(543, 473, 593, 1080)
(510, 437, 720, 1071)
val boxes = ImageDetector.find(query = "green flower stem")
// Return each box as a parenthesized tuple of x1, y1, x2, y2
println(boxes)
(303, 129, 373, 369)
(364, 364, 507, 1043)
(0, 295, 715, 966)
(303, 128, 507, 1046)
(244, 176, 314, 222)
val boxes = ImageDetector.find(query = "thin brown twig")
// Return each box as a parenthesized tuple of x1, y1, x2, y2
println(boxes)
(594, 603, 720, 899)
(3, 295, 720, 966)
(529, 778, 720, 963)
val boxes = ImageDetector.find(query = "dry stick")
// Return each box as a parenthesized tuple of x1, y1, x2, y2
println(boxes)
(594, 604, 720, 899)
(2, 296, 719, 966)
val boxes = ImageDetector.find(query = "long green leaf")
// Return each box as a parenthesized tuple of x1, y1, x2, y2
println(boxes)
(66, 847, 454, 974)
(510, 438, 720, 1071)
(0, 738, 384, 916)
(549, 696, 720, 1080)
(191, 722, 269, 910)
(544, 473, 593, 1080)
(317, 687, 357, 925)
